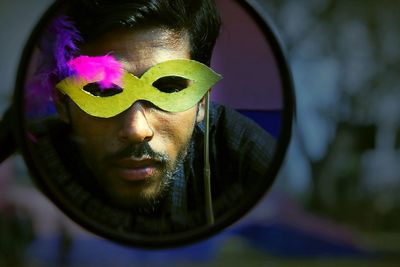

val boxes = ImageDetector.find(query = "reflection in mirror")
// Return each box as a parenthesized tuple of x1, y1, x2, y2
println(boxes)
(16, 0, 294, 247)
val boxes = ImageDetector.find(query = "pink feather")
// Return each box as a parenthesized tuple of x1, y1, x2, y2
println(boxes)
(68, 55, 123, 89)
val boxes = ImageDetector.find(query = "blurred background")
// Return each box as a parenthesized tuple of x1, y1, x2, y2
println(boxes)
(1, 0, 399, 266)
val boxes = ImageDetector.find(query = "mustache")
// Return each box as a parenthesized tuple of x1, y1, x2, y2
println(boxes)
(108, 142, 168, 163)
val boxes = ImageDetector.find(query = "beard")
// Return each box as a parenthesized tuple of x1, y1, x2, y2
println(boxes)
(125, 142, 188, 213)
(82, 138, 192, 213)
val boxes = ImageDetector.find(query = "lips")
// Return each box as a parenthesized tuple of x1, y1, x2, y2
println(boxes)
(112, 158, 160, 181)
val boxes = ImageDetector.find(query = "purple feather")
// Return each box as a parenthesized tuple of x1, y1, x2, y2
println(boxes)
(25, 15, 82, 117)
(51, 16, 82, 79)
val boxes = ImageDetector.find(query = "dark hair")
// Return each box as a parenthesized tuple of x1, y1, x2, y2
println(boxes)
(67, 0, 221, 65)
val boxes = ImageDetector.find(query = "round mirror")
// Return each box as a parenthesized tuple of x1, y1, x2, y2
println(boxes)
(11, 0, 294, 247)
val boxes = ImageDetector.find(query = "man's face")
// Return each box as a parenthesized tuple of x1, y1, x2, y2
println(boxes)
(56, 28, 205, 209)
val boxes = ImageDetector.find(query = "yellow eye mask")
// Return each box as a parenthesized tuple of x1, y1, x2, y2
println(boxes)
(56, 56, 222, 118)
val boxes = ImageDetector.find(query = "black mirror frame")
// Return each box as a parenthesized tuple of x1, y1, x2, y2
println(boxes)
(12, 0, 295, 248)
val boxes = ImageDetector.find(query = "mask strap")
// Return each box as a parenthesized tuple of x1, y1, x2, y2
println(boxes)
(204, 91, 214, 224)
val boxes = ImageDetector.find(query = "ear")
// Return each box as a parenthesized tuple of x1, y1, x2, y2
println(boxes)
(54, 90, 70, 124)
(196, 95, 206, 123)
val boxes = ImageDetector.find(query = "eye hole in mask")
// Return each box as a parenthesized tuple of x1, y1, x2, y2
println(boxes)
(83, 83, 123, 97)
(152, 76, 191, 94)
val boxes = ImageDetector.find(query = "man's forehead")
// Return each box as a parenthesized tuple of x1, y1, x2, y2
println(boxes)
(118, 47, 192, 77)
(79, 28, 190, 76)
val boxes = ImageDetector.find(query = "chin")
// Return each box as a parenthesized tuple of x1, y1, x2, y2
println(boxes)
(106, 176, 169, 210)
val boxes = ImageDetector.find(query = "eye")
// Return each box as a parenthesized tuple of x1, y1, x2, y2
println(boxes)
(83, 83, 123, 97)
(152, 76, 191, 93)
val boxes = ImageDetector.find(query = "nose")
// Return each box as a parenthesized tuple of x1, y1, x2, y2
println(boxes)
(117, 102, 154, 144)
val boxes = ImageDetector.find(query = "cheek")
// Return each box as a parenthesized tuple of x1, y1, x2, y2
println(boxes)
(69, 106, 118, 155)
(150, 107, 197, 158)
